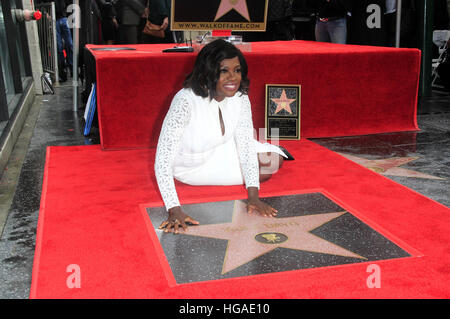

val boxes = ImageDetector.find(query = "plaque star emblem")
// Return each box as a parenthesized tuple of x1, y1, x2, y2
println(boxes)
(215, 0, 251, 22)
(183, 200, 366, 274)
(338, 153, 445, 180)
(271, 89, 296, 115)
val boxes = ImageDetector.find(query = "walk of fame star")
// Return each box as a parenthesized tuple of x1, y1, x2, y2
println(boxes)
(215, 0, 251, 21)
(147, 192, 414, 284)
(271, 89, 296, 115)
(338, 153, 445, 180)
(183, 200, 366, 274)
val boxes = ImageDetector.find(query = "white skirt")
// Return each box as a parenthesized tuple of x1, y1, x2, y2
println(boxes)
(173, 138, 286, 186)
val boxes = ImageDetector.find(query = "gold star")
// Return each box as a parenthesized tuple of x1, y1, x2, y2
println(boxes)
(338, 153, 445, 180)
(271, 89, 296, 115)
(215, 0, 251, 21)
(183, 200, 365, 274)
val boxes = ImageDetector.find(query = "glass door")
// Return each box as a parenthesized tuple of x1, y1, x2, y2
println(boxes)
(0, 3, 15, 104)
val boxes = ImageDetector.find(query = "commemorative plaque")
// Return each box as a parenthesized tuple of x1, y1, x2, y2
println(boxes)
(265, 84, 301, 140)
(171, 0, 268, 31)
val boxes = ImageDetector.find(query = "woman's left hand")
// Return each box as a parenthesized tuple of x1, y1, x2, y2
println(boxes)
(247, 198, 278, 218)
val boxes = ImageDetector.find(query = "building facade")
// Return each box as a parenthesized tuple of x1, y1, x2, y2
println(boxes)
(0, 0, 37, 173)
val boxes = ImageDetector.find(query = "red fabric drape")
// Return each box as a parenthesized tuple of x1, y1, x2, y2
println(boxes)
(88, 41, 420, 150)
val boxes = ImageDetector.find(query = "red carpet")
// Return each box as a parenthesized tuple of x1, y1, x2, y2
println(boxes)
(30, 140, 450, 298)
(88, 41, 420, 150)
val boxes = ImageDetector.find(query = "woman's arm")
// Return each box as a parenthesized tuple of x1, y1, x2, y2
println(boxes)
(154, 91, 191, 211)
(234, 95, 260, 190)
(155, 90, 200, 233)
(234, 95, 278, 217)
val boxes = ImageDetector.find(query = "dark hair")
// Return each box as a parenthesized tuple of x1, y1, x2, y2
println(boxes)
(183, 39, 249, 99)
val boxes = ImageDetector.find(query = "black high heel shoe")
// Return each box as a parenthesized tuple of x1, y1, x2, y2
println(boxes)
(278, 146, 295, 161)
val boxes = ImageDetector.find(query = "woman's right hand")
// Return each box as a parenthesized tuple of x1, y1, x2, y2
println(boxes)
(158, 206, 199, 234)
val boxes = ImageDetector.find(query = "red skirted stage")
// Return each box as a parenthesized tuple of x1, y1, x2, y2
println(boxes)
(87, 41, 421, 150)
(30, 140, 450, 298)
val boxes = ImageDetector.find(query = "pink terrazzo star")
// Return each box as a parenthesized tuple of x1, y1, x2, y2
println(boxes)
(183, 200, 365, 274)
(215, 0, 251, 21)
(271, 89, 296, 115)
(339, 153, 445, 180)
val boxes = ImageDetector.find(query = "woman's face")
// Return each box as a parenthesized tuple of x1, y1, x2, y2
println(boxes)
(214, 56, 242, 102)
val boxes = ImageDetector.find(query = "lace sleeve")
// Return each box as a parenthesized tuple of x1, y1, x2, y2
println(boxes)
(154, 91, 192, 210)
(234, 95, 260, 189)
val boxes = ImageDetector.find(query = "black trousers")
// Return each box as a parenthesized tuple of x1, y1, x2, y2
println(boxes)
(117, 24, 140, 44)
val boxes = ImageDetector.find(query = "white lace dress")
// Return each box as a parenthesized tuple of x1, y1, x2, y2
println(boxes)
(154, 88, 286, 210)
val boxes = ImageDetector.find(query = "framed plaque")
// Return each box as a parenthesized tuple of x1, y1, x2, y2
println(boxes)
(171, 0, 268, 31)
(265, 84, 301, 140)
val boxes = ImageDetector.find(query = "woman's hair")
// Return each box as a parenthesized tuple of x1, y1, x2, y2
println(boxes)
(183, 39, 250, 99)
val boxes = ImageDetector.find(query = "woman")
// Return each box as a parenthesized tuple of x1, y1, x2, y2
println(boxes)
(141, 0, 174, 44)
(116, 0, 147, 44)
(155, 39, 292, 234)
(98, 0, 119, 45)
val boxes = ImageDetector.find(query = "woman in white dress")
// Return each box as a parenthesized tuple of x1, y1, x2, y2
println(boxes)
(155, 39, 293, 234)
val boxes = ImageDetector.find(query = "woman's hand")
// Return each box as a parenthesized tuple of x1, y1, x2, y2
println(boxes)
(142, 7, 149, 18)
(161, 17, 169, 30)
(158, 206, 199, 234)
(247, 198, 278, 217)
(247, 187, 278, 217)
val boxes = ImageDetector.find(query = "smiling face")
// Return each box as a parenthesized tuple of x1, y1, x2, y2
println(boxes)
(214, 56, 242, 102)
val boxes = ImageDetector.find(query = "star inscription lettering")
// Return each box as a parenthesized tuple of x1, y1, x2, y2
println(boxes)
(215, 0, 251, 22)
(182, 200, 366, 274)
(271, 89, 296, 115)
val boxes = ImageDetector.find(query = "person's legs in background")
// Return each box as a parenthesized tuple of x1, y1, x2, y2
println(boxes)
(59, 17, 73, 72)
(315, 20, 331, 42)
(118, 25, 139, 44)
(328, 18, 347, 44)
(384, 12, 396, 47)
(55, 18, 67, 82)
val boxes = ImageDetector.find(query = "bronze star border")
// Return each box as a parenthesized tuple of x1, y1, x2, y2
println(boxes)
(146, 192, 412, 284)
